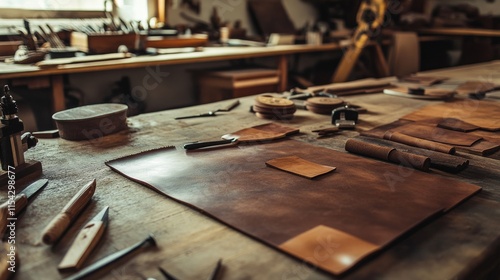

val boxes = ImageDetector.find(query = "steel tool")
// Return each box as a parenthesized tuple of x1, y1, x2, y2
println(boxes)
(42, 179, 96, 245)
(175, 100, 240, 119)
(158, 266, 178, 280)
(58, 206, 110, 271)
(0, 179, 48, 236)
(207, 259, 222, 280)
(64, 234, 157, 280)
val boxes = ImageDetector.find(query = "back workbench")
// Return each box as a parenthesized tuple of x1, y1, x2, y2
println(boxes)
(3, 60, 500, 279)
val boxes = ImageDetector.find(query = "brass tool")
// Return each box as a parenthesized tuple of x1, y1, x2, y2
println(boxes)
(332, 0, 388, 82)
(58, 206, 110, 272)
(42, 179, 96, 245)
(64, 234, 157, 280)
(0, 179, 49, 237)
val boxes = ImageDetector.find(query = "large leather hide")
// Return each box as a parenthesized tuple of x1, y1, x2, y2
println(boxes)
(106, 140, 480, 275)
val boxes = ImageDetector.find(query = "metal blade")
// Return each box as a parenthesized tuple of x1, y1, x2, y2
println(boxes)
(91, 206, 110, 226)
(21, 179, 49, 199)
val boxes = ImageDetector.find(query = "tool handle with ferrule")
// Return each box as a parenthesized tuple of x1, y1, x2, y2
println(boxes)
(42, 212, 71, 245)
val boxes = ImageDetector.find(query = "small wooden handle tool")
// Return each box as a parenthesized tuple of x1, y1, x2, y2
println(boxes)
(0, 195, 27, 237)
(58, 206, 109, 271)
(0, 179, 49, 237)
(42, 179, 96, 245)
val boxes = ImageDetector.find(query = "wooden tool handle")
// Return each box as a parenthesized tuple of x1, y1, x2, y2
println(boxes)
(58, 221, 105, 271)
(42, 213, 71, 245)
(0, 194, 28, 237)
(0, 242, 16, 280)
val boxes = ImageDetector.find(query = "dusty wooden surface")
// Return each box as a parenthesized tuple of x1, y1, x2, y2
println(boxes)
(1, 61, 500, 280)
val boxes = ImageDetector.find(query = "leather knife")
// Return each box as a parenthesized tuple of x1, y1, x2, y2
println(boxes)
(58, 206, 109, 272)
(42, 179, 96, 245)
(0, 179, 49, 236)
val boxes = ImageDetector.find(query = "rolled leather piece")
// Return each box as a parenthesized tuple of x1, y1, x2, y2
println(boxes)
(388, 149, 431, 172)
(345, 138, 395, 160)
(345, 138, 430, 172)
(357, 136, 469, 173)
(384, 131, 456, 154)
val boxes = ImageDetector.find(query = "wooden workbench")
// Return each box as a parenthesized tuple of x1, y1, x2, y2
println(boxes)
(3, 61, 500, 280)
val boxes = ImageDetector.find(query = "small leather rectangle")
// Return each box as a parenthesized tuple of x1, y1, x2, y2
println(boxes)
(279, 225, 380, 275)
(266, 156, 336, 179)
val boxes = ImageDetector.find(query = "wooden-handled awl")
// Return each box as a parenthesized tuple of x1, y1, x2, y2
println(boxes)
(58, 206, 109, 271)
(42, 179, 96, 245)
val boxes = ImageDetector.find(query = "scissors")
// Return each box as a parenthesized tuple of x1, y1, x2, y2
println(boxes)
(175, 100, 240, 120)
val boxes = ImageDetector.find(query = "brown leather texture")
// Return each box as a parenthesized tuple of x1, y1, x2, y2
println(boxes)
(351, 136, 469, 173)
(106, 140, 481, 276)
(384, 131, 456, 154)
(265, 156, 336, 179)
(401, 100, 500, 131)
(279, 225, 380, 275)
(362, 119, 500, 156)
(390, 123, 482, 147)
(437, 118, 480, 132)
(345, 138, 431, 171)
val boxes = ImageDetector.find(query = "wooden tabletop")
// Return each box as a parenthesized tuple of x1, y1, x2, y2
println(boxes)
(2, 61, 500, 280)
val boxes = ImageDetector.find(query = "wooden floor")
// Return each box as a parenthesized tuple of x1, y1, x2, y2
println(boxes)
(1, 61, 500, 280)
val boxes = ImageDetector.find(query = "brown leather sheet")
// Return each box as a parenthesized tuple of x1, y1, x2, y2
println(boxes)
(401, 100, 500, 131)
(106, 140, 481, 276)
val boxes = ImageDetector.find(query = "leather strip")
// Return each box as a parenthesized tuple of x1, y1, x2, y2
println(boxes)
(400, 100, 500, 131)
(384, 131, 456, 154)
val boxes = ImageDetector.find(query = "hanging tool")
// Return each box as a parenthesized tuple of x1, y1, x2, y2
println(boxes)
(0, 179, 49, 237)
(0, 85, 38, 171)
(42, 179, 96, 245)
(332, 0, 388, 82)
(64, 234, 157, 280)
(175, 100, 240, 120)
(58, 206, 110, 271)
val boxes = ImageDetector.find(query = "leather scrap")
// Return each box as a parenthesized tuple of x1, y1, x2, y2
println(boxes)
(401, 100, 500, 131)
(384, 131, 456, 154)
(106, 140, 481, 276)
(390, 123, 482, 147)
(437, 118, 480, 132)
(266, 156, 336, 179)
(279, 225, 380, 275)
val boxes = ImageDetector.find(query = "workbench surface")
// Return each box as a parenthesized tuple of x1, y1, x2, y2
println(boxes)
(3, 61, 500, 280)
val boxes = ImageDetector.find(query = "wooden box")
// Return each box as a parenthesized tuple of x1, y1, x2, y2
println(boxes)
(70, 32, 146, 54)
(146, 35, 208, 48)
(197, 68, 280, 104)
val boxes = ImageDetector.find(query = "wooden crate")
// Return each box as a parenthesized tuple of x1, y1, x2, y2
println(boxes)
(197, 68, 280, 104)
